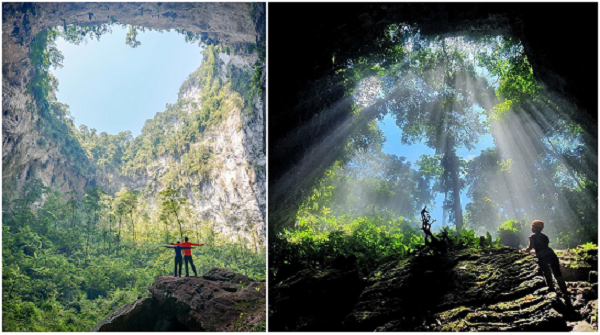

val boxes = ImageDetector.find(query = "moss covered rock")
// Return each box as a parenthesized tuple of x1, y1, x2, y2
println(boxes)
(557, 246, 598, 282)
(272, 247, 598, 331)
(345, 247, 560, 331)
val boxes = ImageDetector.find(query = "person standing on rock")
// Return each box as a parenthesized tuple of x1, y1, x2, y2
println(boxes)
(171, 237, 203, 277)
(522, 220, 571, 304)
(164, 241, 194, 277)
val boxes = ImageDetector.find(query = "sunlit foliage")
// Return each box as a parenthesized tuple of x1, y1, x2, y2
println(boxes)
(2, 180, 266, 331)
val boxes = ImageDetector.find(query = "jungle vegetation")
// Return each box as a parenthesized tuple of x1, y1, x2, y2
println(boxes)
(271, 24, 597, 281)
(3, 179, 265, 331)
(3, 25, 265, 331)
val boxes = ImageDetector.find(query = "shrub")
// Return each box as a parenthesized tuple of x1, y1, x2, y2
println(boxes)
(497, 219, 524, 248)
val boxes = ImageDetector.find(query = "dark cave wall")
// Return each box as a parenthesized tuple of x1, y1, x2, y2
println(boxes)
(268, 3, 598, 230)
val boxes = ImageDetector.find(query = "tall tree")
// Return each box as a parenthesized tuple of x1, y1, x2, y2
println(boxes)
(158, 187, 187, 241)
(382, 37, 495, 231)
(114, 191, 128, 254)
(120, 190, 140, 245)
(82, 188, 106, 262)
(414, 154, 444, 221)
(100, 194, 115, 253)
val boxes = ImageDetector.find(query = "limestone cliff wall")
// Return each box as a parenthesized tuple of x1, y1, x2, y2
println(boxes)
(112, 51, 265, 242)
(2, 3, 265, 242)
(3, 2, 258, 192)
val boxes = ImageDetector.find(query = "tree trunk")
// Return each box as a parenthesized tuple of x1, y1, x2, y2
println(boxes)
(443, 145, 464, 233)
(117, 215, 122, 256)
(93, 211, 98, 254)
(174, 210, 183, 241)
(442, 191, 447, 227)
(85, 217, 91, 265)
(165, 221, 169, 244)
(130, 212, 135, 245)
(109, 215, 112, 254)
(452, 172, 464, 233)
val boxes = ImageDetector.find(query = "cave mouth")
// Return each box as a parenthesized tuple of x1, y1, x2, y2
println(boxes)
(286, 21, 596, 248)
(48, 23, 204, 137)
(268, 4, 597, 242)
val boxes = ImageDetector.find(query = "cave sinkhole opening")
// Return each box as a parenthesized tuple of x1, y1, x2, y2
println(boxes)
(303, 26, 596, 245)
(50, 24, 205, 137)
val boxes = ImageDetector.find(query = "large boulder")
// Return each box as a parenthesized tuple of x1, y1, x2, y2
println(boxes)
(92, 268, 265, 332)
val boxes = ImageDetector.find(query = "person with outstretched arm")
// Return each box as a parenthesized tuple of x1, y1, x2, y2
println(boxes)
(171, 237, 204, 277)
(164, 241, 194, 277)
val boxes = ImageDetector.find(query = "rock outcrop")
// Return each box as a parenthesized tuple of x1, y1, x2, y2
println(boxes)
(92, 267, 265, 332)
(269, 247, 598, 332)
(557, 247, 599, 282)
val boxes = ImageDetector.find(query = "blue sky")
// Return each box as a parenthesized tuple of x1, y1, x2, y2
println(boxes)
(52, 25, 202, 137)
(378, 113, 495, 227)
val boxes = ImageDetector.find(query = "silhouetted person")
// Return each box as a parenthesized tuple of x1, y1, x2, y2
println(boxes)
(522, 220, 571, 304)
(164, 241, 193, 277)
(172, 237, 203, 277)
(421, 206, 429, 222)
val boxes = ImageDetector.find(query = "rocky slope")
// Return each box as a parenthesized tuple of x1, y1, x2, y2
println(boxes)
(92, 267, 265, 331)
(270, 247, 598, 331)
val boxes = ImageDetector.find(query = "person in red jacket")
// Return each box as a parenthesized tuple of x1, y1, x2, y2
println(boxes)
(164, 241, 194, 277)
(171, 237, 204, 277)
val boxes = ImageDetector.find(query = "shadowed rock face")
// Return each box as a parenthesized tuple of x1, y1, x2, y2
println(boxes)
(269, 268, 366, 331)
(270, 248, 598, 331)
(92, 267, 265, 332)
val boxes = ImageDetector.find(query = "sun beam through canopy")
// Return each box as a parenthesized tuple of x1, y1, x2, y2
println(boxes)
(292, 22, 596, 248)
